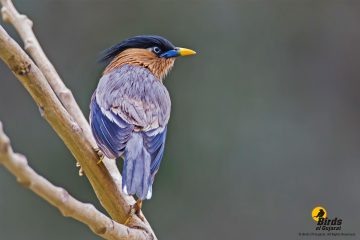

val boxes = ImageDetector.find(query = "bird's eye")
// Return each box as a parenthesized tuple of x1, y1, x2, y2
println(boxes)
(153, 47, 161, 54)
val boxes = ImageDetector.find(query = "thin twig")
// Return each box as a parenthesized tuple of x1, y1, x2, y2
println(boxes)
(0, 122, 147, 240)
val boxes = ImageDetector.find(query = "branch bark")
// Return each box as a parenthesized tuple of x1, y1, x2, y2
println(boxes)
(0, 0, 123, 197)
(0, 1, 157, 239)
(0, 0, 93, 143)
(0, 122, 147, 240)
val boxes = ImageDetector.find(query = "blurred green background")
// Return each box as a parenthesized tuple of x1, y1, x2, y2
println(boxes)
(1, 0, 360, 239)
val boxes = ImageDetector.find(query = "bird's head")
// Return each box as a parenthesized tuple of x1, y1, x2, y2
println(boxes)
(100, 35, 196, 80)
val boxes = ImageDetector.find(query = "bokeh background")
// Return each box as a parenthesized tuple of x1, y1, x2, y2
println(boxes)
(1, 0, 360, 239)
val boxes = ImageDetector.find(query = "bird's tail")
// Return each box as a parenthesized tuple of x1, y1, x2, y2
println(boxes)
(122, 132, 152, 200)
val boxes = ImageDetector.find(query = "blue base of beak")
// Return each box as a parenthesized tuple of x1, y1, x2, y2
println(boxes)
(160, 49, 179, 58)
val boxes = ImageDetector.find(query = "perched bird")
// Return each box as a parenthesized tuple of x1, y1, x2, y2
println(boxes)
(89, 35, 196, 215)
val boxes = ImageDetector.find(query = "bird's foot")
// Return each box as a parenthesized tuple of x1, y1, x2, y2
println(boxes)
(93, 147, 104, 164)
(76, 161, 84, 176)
(134, 199, 143, 219)
(124, 199, 145, 225)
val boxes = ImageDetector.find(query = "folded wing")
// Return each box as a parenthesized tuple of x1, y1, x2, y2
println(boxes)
(90, 65, 171, 199)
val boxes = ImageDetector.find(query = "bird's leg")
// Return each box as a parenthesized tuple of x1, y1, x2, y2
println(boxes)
(124, 199, 145, 225)
(134, 199, 143, 216)
(93, 147, 104, 164)
(76, 161, 84, 176)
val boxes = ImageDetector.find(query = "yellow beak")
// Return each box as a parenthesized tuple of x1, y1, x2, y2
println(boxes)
(177, 47, 197, 56)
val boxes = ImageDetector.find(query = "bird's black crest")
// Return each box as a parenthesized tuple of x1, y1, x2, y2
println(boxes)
(99, 35, 176, 63)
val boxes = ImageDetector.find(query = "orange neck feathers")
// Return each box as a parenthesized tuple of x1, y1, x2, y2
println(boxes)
(103, 48, 175, 80)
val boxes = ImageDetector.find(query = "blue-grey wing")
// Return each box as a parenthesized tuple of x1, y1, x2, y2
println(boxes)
(96, 65, 171, 129)
(90, 94, 134, 159)
(90, 65, 171, 199)
(91, 65, 170, 158)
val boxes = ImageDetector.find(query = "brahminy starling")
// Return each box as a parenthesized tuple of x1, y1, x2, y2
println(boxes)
(89, 35, 196, 213)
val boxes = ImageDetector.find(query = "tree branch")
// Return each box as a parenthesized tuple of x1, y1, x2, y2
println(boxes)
(0, 0, 93, 143)
(0, 1, 157, 239)
(0, 122, 148, 240)
(0, 0, 124, 203)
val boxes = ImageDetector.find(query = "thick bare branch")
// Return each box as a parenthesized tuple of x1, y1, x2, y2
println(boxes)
(0, 122, 148, 240)
(0, 0, 93, 142)
(0, 1, 158, 238)
(0, 0, 124, 203)
(0, 24, 156, 239)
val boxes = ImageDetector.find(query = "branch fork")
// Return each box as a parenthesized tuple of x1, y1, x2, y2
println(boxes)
(0, 0, 157, 239)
